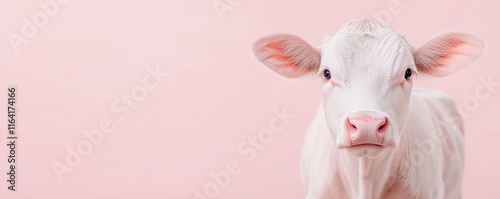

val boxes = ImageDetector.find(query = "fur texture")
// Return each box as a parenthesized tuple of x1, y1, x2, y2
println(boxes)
(253, 19, 484, 199)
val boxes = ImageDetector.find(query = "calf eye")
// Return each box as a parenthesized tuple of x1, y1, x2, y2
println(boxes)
(404, 69, 412, 80)
(323, 69, 331, 80)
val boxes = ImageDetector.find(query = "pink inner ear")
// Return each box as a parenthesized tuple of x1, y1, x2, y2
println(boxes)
(263, 42, 309, 75)
(263, 43, 296, 66)
(414, 32, 485, 77)
(253, 34, 320, 78)
(430, 37, 465, 68)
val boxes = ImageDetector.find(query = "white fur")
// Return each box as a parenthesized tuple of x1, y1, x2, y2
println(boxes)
(301, 88, 464, 199)
(253, 19, 484, 199)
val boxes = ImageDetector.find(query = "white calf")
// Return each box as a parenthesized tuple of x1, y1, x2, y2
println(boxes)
(253, 20, 484, 199)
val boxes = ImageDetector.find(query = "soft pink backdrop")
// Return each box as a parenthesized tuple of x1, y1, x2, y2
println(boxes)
(0, 0, 499, 198)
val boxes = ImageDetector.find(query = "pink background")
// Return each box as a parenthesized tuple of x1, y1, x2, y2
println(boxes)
(0, 0, 499, 198)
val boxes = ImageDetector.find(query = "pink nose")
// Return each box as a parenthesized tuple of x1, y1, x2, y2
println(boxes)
(346, 116, 389, 146)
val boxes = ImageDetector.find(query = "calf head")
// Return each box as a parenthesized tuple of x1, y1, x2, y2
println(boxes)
(253, 20, 484, 158)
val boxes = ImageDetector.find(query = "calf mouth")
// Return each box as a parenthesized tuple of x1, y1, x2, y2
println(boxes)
(350, 143, 384, 147)
(344, 144, 387, 158)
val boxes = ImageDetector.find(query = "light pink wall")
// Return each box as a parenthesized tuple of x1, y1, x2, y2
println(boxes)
(0, 0, 499, 198)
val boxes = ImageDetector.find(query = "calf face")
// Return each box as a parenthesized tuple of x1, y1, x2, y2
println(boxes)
(253, 20, 484, 158)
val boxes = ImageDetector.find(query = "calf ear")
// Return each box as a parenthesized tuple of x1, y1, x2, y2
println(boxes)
(253, 34, 321, 78)
(413, 31, 485, 76)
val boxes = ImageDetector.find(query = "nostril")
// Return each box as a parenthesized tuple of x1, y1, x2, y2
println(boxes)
(346, 118, 358, 133)
(377, 118, 389, 133)
(346, 116, 389, 136)
(348, 119, 357, 130)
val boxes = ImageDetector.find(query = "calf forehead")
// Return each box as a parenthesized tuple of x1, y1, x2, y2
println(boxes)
(321, 20, 413, 78)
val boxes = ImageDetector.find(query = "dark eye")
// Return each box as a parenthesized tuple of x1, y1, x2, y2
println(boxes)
(404, 69, 412, 80)
(323, 69, 331, 80)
